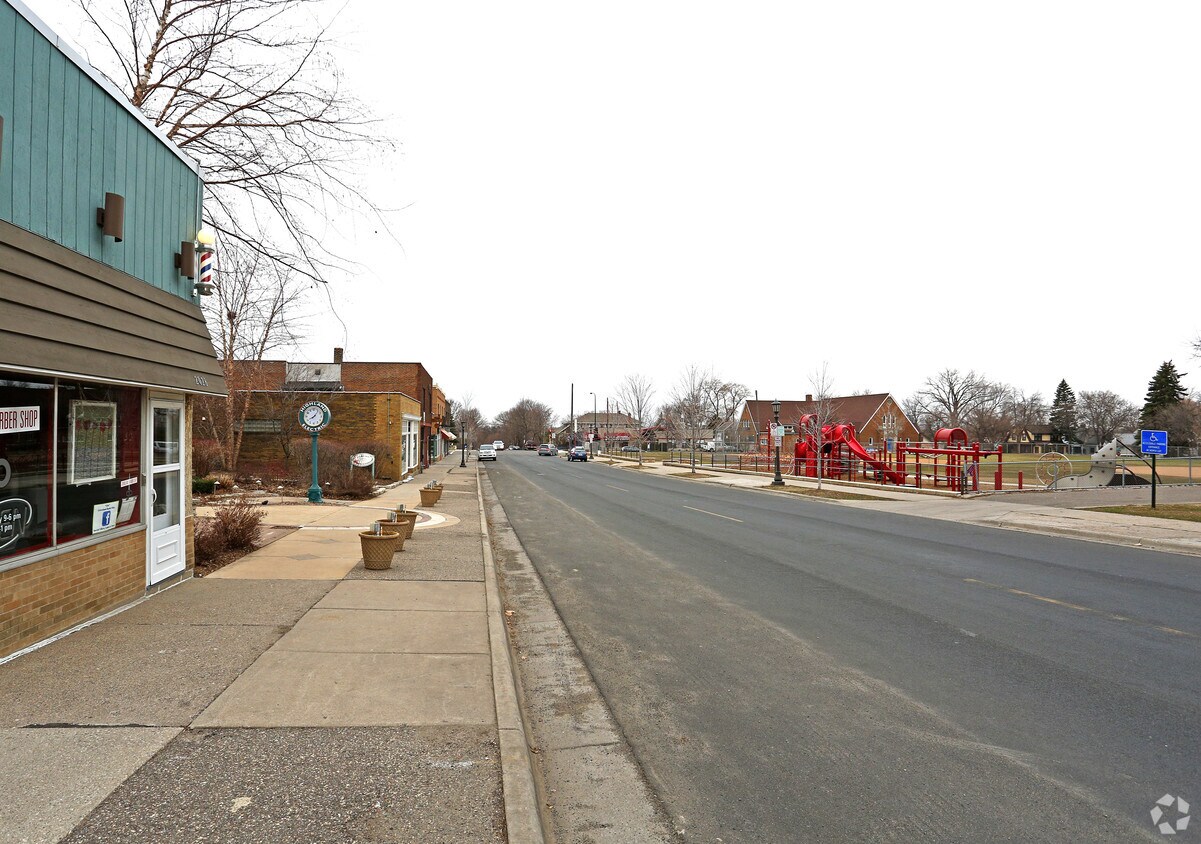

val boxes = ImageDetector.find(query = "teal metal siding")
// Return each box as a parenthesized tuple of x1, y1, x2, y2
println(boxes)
(0, 2, 201, 301)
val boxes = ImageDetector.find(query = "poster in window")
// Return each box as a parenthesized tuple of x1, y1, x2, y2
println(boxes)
(69, 401, 117, 485)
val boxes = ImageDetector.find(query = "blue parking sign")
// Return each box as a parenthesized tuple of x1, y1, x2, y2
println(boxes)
(1140, 429, 1168, 456)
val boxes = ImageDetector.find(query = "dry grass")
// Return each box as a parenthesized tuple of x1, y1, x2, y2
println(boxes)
(669, 471, 719, 479)
(1088, 503, 1201, 523)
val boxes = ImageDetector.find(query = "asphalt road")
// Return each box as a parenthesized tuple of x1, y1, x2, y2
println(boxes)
(486, 451, 1201, 843)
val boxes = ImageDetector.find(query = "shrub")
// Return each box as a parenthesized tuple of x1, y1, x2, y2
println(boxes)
(192, 439, 224, 477)
(194, 496, 265, 568)
(192, 477, 216, 494)
(290, 439, 387, 498)
(214, 496, 265, 550)
(194, 518, 227, 564)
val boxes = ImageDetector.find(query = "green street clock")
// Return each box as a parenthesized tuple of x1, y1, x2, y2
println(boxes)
(298, 401, 331, 433)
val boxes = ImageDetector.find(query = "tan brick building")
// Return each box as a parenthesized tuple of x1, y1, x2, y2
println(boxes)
(204, 350, 440, 480)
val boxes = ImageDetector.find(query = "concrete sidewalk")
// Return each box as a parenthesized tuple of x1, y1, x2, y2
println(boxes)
(597, 453, 1201, 558)
(0, 458, 542, 844)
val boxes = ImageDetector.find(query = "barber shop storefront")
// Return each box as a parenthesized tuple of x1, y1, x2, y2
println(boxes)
(0, 0, 226, 658)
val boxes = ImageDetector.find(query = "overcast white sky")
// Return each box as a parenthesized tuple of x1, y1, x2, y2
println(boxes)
(27, 1, 1201, 421)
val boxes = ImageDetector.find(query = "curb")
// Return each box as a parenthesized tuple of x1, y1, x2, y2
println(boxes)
(476, 469, 546, 844)
(972, 516, 1201, 558)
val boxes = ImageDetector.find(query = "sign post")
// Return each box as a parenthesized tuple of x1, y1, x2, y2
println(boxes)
(1140, 429, 1168, 509)
(299, 401, 332, 503)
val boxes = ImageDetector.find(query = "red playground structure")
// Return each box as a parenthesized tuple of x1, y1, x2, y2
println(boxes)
(793, 421, 1003, 491)
(794, 415, 905, 484)
(897, 428, 1003, 492)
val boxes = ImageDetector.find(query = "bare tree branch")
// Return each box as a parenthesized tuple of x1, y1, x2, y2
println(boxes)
(75, 0, 395, 284)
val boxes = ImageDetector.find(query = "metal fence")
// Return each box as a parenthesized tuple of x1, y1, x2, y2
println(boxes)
(659, 450, 1201, 491)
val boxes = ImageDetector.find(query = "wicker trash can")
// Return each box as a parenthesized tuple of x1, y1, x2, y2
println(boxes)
(360, 529, 399, 570)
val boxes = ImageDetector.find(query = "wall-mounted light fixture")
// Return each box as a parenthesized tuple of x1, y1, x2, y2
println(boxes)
(175, 240, 196, 279)
(96, 192, 125, 242)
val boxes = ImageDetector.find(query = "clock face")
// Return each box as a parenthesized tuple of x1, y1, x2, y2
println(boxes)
(303, 406, 324, 426)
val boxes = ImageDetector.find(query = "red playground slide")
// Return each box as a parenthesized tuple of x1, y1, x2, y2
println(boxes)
(834, 426, 906, 485)
(795, 419, 906, 485)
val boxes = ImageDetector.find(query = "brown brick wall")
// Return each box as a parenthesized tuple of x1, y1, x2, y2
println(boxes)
(0, 529, 147, 658)
(236, 392, 418, 480)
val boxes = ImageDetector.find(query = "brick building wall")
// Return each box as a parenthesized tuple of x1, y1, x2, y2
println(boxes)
(0, 530, 147, 656)
(235, 391, 420, 480)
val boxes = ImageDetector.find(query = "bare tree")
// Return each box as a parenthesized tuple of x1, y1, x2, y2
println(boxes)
(195, 243, 305, 470)
(962, 382, 1016, 447)
(701, 378, 749, 448)
(801, 363, 840, 490)
(73, 0, 391, 283)
(495, 398, 554, 448)
(911, 369, 998, 432)
(668, 365, 710, 472)
(1007, 389, 1048, 440)
(1076, 390, 1139, 445)
(614, 374, 655, 465)
(453, 394, 484, 451)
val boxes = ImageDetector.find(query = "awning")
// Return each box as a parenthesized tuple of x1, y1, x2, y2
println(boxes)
(440, 428, 457, 440)
(0, 221, 227, 396)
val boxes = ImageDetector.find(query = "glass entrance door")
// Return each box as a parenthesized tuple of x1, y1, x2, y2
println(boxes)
(148, 400, 184, 584)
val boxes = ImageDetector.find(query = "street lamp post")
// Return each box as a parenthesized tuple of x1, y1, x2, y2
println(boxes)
(590, 391, 597, 455)
(460, 423, 466, 467)
(771, 399, 784, 486)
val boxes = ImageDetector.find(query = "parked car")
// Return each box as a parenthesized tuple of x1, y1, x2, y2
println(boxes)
(568, 446, 588, 462)
(620, 446, 641, 453)
(698, 441, 715, 452)
(493, 440, 505, 451)
(478, 444, 497, 461)
(537, 444, 557, 456)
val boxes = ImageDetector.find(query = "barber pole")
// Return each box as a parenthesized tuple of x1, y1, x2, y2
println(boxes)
(199, 251, 214, 286)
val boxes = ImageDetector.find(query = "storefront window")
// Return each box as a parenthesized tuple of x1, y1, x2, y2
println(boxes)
(56, 381, 142, 545)
(0, 378, 54, 560)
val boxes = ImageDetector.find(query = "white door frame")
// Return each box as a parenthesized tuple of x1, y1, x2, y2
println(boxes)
(147, 396, 186, 585)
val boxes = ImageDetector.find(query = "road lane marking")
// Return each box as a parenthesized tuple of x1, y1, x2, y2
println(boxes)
(682, 505, 743, 523)
(963, 578, 1196, 638)
(606, 484, 629, 492)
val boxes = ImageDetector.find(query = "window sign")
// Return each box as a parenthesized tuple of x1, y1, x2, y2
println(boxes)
(69, 401, 118, 484)
(0, 498, 34, 552)
(92, 501, 119, 533)
(0, 406, 41, 435)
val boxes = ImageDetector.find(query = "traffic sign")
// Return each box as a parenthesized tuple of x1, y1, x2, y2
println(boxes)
(1140, 429, 1168, 456)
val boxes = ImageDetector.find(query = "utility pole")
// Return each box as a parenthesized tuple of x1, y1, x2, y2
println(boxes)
(571, 383, 575, 447)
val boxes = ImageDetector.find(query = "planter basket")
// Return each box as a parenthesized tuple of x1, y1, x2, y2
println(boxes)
(375, 520, 409, 551)
(360, 529, 400, 570)
(419, 487, 439, 507)
(393, 510, 419, 539)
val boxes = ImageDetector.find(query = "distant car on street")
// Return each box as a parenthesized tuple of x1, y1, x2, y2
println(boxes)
(568, 446, 588, 462)
(620, 445, 641, 453)
(493, 440, 505, 451)
(537, 444, 557, 456)
(478, 444, 497, 461)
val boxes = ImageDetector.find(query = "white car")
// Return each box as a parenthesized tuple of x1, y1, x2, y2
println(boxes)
(478, 444, 497, 461)
(493, 440, 505, 451)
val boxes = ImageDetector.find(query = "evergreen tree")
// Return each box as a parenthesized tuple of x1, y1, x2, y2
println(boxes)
(1049, 379, 1078, 443)
(1141, 360, 1188, 423)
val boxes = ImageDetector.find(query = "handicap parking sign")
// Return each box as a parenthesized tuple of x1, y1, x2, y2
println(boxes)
(1140, 429, 1168, 456)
